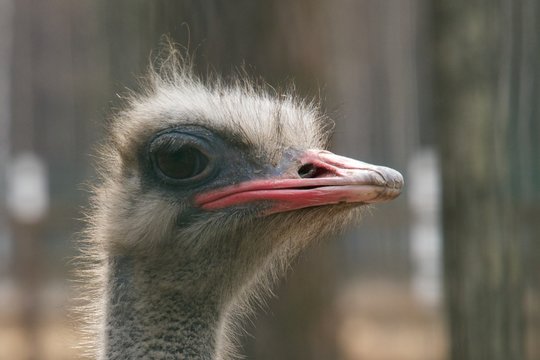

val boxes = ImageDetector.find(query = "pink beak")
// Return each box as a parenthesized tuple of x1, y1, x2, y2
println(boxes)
(195, 150, 403, 215)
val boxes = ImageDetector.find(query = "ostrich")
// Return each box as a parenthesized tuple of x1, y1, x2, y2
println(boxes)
(81, 54, 403, 360)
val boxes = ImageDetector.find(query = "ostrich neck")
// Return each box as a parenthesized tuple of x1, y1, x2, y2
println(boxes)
(101, 255, 223, 360)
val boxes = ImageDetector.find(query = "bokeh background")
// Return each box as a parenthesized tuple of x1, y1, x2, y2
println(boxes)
(0, 1, 539, 359)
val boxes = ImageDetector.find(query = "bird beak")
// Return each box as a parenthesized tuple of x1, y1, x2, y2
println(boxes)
(196, 150, 404, 215)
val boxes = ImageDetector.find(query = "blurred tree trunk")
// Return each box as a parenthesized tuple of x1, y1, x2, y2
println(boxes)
(435, 0, 540, 359)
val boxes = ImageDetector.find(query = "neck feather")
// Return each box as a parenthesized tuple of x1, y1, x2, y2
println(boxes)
(100, 255, 223, 360)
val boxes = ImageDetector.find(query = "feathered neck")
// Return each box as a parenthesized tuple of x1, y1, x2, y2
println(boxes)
(100, 255, 223, 360)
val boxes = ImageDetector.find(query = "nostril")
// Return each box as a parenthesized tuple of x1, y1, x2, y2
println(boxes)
(298, 163, 331, 179)
(298, 163, 316, 178)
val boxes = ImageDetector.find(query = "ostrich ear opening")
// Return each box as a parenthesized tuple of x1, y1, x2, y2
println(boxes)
(196, 149, 404, 215)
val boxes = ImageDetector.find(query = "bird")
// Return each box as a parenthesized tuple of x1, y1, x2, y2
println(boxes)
(80, 52, 403, 360)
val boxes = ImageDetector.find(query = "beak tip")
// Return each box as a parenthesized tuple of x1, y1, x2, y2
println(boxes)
(377, 166, 404, 193)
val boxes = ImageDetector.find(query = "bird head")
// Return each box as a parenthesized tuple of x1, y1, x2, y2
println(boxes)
(94, 63, 403, 303)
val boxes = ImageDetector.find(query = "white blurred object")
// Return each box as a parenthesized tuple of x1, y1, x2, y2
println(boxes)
(7, 153, 49, 224)
(408, 148, 442, 306)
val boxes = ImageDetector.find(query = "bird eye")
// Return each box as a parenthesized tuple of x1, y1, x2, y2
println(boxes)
(150, 132, 213, 182)
(155, 145, 209, 180)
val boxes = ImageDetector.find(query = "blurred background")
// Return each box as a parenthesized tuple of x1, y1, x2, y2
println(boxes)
(0, 0, 538, 359)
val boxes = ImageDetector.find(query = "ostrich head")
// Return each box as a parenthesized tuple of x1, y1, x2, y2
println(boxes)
(85, 55, 403, 359)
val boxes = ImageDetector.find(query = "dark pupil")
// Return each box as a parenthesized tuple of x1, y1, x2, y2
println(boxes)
(156, 146, 208, 180)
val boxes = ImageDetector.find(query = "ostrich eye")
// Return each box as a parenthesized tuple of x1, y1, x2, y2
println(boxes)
(156, 146, 209, 180)
(150, 132, 213, 182)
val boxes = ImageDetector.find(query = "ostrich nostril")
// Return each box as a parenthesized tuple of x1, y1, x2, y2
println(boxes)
(297, 163, 331, 178)
(298, 163, 316, 178)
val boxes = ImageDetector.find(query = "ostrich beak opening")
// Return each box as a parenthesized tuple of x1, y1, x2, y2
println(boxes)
(196, 150, 404, 215)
